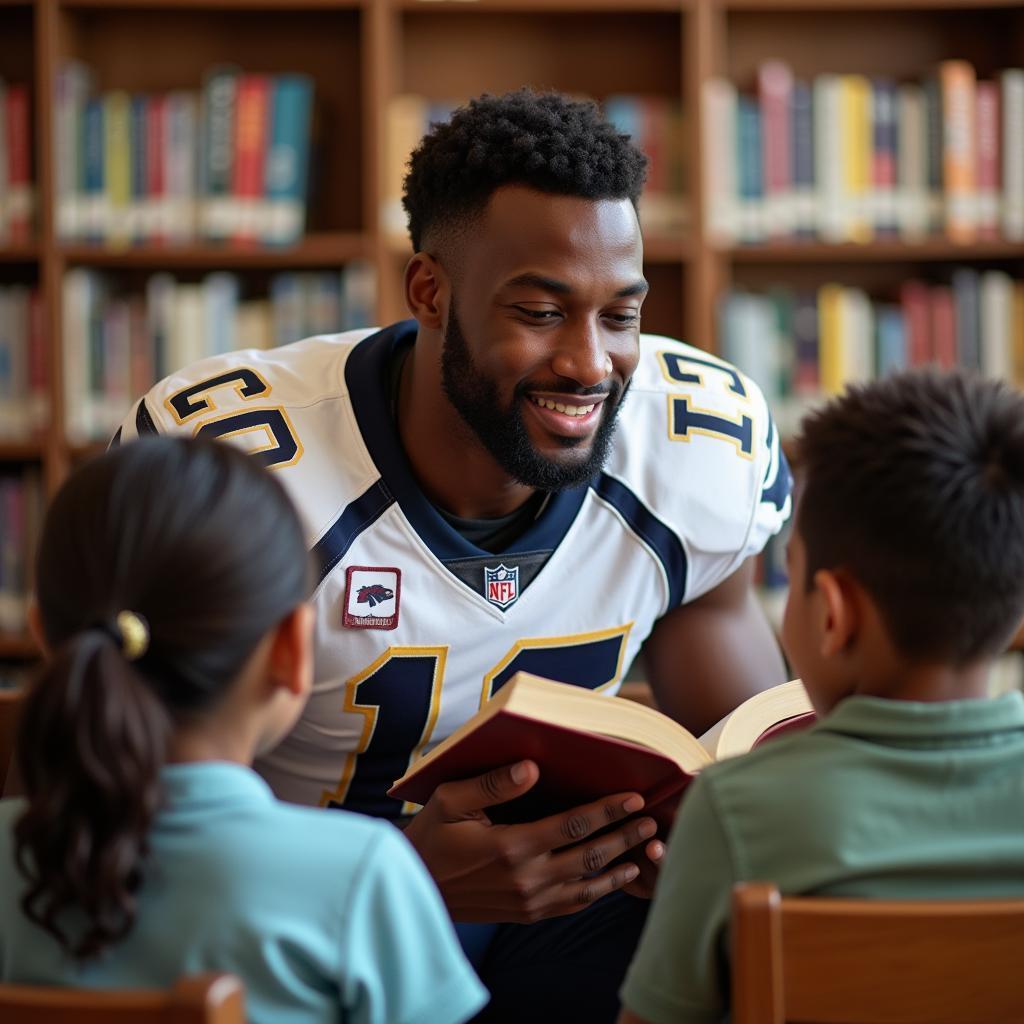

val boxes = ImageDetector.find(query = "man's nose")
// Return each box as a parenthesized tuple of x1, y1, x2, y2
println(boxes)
(550, 320, 612, 388)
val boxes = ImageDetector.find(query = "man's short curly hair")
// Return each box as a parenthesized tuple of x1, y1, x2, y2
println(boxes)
(402, 88, 648, 253)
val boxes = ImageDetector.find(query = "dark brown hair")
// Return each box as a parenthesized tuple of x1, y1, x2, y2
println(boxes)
(14, 437, 309, 958)
(795, 368, 1024, 663)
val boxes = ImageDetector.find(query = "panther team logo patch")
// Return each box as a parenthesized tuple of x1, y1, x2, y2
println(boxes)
(484, 563, 519, 610)
(344, 566, 401, 630)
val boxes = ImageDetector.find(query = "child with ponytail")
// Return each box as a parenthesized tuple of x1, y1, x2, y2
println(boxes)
(0, 437, 487, 1024)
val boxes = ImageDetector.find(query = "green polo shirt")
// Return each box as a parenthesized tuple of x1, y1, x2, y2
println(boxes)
(621, 692, 1024, 1024)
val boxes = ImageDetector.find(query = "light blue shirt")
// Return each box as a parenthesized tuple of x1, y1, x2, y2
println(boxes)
(0, 761, 487, 1024)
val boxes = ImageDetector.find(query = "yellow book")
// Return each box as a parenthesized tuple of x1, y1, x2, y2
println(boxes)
(818, 283, 845, 395)
(940, 60, 977, 243)
(103, 91, 131, 248)
(840, 75, 872, 243)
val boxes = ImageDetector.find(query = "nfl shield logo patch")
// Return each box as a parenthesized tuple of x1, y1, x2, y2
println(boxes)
(343, 566, 401, 630)
(484, 563, 519, 610)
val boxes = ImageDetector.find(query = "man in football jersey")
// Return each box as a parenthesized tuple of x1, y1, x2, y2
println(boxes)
(115, 89, 791, 1022)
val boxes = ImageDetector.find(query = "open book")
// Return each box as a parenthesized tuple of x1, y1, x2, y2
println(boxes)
(389, 673, 814, 826)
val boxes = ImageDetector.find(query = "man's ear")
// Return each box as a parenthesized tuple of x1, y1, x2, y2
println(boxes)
(814, 568, 859, 658)
(27, 601, 48, 656)
(405, 251, 449, 329)
(267, 603, 315, 698)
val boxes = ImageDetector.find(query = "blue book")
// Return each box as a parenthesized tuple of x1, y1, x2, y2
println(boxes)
(264, 74, 313, 245)
(875, 304, 907, 376)
(790, 80, 815, 237)
(130, 94, 148, 243)
(82, 97, 105, 242)
(737, 96, 764, 242)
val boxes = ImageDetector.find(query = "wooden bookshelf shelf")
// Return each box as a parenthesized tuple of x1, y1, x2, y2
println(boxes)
(0, 441, 45, 461)
(728, 240, 1024, 264)
(59, 233, 371, 269)
(0, 635, 38, 659)
(720, 0, 1024, 9)
(57, 0, 362, 8)
(394, 0, 688, 11)
(0, 245, 39, 263)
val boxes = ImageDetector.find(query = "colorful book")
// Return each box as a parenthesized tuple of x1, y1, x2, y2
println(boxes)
(232, 74, 271, 243)
(264, 74, 314, 245)
(940, 60, 977, 243)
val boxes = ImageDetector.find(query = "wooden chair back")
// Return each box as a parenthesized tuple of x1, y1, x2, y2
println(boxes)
(732, 881, 1024, 1024)
(0, 686, 23, 795)
(0, 973, 245, 1024)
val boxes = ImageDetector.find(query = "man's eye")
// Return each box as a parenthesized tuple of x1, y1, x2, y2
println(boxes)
(515, 307, 560, 320)
(606, 312, 640, 326)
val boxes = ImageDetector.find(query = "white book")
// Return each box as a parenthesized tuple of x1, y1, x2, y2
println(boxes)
(62, 269, 93, 444)
(202, 273, 240, 357)
(814, 75, 844, 243)
(842, 287, 874, 385)
(980, 270, 1014, 380)
(55, 63, 95, 240)
(170, 284, 204, 375)
(1001, 70, 1024, 242)
(897, 84, 929, 240)
(703, 78, 738, 245)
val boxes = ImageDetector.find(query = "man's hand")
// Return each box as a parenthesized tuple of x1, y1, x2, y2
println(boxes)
(403, 759, 659, 923)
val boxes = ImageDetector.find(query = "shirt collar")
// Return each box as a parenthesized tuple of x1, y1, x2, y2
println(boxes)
(815, 691, 1024, 742)
(160, 761, 275, 808)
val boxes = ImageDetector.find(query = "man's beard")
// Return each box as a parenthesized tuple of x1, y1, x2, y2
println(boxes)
(440, 302, 628, 491)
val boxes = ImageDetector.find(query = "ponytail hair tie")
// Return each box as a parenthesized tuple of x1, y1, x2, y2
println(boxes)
(114, 610, 150, 661)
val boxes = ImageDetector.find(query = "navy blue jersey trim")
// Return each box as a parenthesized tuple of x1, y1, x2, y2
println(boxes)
(312, 481, 396, 587)
(344, 321, 590, 563)
(761, 445, 793, 512)
(136, 399, 159, 436)
(592, 473, 687, 608)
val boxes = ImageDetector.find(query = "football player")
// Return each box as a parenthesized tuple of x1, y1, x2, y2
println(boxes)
(115, 89, 791, 1022)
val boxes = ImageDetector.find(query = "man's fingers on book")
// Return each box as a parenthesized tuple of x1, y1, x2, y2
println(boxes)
(549, 815, 658, 879)
(573, 862, 640, 908)
(433, 760, 539, 817)
(529, 791, 646, 853)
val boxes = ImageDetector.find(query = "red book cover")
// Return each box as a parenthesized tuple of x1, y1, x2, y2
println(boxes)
(147, 93, 166, 244)
(930, 285, 958, 368)
(5, 84, 32, 243)
(900, 279, 931, 367)
(758, 60, 793, 237)
(231, 74, 270, 244)
(389, 711, 692, 831)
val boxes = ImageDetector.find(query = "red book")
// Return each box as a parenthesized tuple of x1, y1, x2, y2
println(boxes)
(389, 673, 815, 829)
(930, 285, 958, 368)
(146, 93, 166, 244)
(900, 279, 931, 367)
(5, 84, 32, 243)
(231, 74, 271, 244)
(975, 80, 1001, 240)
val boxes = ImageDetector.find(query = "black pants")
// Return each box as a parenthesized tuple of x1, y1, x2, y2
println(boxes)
(456, 891, 650, 1024)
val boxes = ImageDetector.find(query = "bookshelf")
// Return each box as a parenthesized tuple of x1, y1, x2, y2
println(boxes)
(0, 0, 1022, 659)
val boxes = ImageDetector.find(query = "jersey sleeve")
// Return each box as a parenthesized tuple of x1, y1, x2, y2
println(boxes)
(340, 826, 488, 1024)
(609, 337, 793, 606)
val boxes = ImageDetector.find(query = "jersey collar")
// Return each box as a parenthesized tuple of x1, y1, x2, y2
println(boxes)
(344, 321, 591, 560)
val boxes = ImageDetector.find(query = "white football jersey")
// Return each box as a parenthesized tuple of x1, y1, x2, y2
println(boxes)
(117, 322, 791, 817)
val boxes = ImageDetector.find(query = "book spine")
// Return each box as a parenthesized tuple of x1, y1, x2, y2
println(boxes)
(974, 80, 1000, 240)
(839, 74, 872, 242)
(129, 94, 148, 243)
(871, 78, 898, 235)
(790, 79, 815, 238)
(701, 79, 737, 244)
(1013, 281, 1024, 389)
(923, 76, 944, 235)
(980, 270, 1013, 380)
(27, 289, 47, 435)
(82, 97, 106, 243)
(165, 92, 198, 244)
(929, 285, 957, 368)
(265, 74, 313, 246)
(758, 60, 794, 238)
(817, 283, 844, 394)
(952, 267, 981, 372)
(232, 73, 271, 244)
(896, 83, 928, 240)
(940, 59, 977, 243)
(5, 84, 32, 243)
(55, 63, 93, 241)
(104, 90, 131, 247)
(146, 92, 166, 244)
(200, 67, 238, 242)
(814, 74, 844, 242)
(900, 279, 931, 368)
(791, 292, 820, 396)
(1001, 69, 1024, 241)
(875, 304, 907, 377)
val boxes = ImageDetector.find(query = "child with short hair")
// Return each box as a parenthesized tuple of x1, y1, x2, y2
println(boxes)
(0, 437, 487, 1024)
(619, 368, 1024, 1024)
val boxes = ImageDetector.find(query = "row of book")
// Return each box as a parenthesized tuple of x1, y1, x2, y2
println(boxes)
(63, 261, 375, 443)
(720, 270, 1024, 435)
(383, 93, 688, 241)
(0, 468, 42, 638)
(54, 63, 314, 247)
(703, 61, 1024, 245)
(0, 286, 47, 441)
(0, 80, 33, 244)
